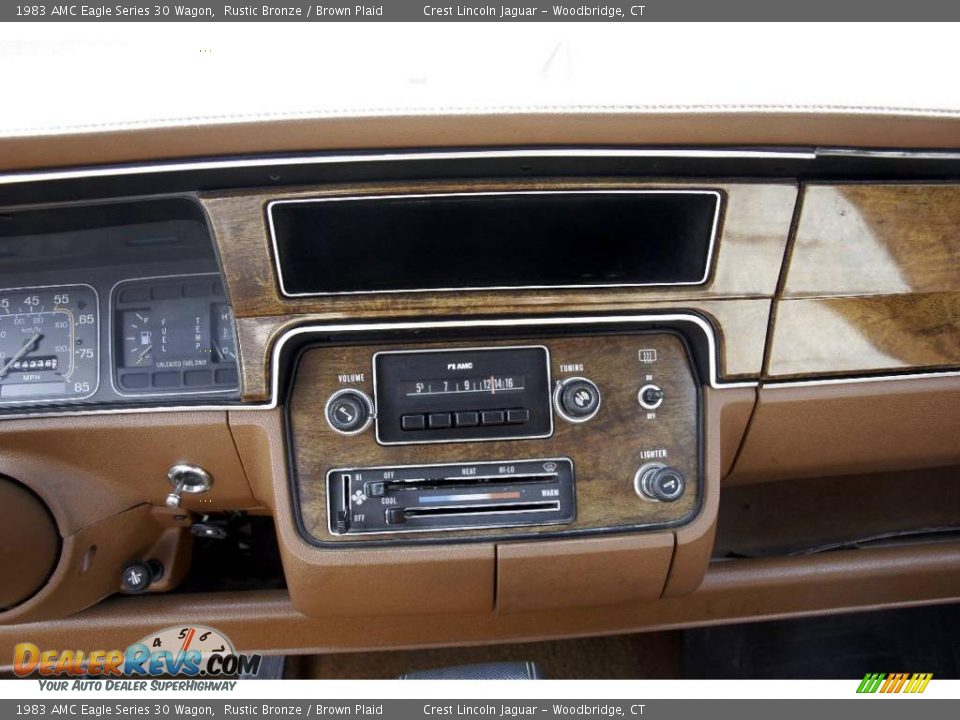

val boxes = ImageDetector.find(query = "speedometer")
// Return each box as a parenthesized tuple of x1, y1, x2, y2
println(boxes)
(0, 284, 100, 405)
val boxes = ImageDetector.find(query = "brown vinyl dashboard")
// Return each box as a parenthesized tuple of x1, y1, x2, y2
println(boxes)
(0, 122, 959, 658)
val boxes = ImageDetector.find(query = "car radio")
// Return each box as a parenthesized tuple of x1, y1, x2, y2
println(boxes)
(373, 346, 553, 445)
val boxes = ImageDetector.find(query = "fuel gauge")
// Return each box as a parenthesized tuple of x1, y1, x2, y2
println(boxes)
(121, 310, 154, 367)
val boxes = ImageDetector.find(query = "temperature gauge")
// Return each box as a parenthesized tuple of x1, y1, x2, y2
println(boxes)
(211, 304, 238, 362)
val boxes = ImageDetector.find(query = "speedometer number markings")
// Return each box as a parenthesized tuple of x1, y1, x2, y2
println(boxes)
(0, 285, 100, 405)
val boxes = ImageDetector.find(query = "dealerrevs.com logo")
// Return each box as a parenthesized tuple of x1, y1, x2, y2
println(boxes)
(13, 625, 262, 686)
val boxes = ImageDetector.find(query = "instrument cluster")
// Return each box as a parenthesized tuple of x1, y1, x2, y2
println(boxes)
(0, 273, 240, 413)
(112, 275, 239, 397)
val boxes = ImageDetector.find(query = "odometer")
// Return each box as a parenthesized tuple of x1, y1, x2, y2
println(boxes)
(0, 285, 99, 405)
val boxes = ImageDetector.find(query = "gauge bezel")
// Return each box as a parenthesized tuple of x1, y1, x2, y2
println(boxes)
(109, 272, 240, 399)
(0, 283, 101, 406)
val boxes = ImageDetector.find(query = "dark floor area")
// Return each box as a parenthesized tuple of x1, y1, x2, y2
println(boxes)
(683, 602, 960, 679)
(287, 602, 960, 679)
(286, 631, 682, 679)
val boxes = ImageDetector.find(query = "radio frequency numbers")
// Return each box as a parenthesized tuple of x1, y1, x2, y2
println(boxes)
(404, 375, 525, 397)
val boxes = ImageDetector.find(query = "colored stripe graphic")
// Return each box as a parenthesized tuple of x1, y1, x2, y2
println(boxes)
(857, 672, 932, 693)
(857, 673, 885, 693)
(907, 673, 934, 693)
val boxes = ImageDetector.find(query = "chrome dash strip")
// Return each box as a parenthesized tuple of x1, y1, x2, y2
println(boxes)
(764, 369, 960, 389)
(0, 147, 817, 187)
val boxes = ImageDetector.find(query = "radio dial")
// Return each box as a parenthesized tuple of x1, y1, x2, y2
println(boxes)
(555, 377, 602, 422)
(325, 389, 374, 435)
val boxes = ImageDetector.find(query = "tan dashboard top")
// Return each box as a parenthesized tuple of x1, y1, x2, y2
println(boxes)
(0, 110, 958, 173)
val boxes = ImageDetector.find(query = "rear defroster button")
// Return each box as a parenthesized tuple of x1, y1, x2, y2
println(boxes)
(638, 384, 665, 410)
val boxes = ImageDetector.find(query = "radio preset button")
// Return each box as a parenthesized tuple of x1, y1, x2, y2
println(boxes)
(401, 414, 427, 431)
(481, 410, 506, 426)
(454, 411, 480, 427)
(506, 408, 530, 424)
(428, 412, 452, 429)
(555, 377, 602, 422)
(325, 389, 374, 435)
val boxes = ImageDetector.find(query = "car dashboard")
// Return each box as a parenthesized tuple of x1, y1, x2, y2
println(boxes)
(0, 129, 958, 658)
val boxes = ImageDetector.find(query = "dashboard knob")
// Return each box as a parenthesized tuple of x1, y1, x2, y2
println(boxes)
(634, 463, 686, 503)
(121, 560, 163, 594)
(554, 377, 601, 422)
(325, 389, 374, 435)
(638, 383, 665, 410)
(165, 463, 213, 508)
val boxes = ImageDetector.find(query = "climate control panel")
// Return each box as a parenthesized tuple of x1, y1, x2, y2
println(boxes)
(286, 329, 701, 545)
(327, 458, 576, 535)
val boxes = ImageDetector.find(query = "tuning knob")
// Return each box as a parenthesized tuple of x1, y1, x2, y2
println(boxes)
(325, 389, 374, 435)
(554, 377, 601, 423)
(634, 463, 686, 503)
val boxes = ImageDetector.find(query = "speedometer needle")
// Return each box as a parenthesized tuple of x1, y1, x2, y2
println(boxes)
(0, 332, 43, 379)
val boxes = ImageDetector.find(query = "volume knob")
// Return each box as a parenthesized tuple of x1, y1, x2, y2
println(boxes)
(325, 389, 374, 435)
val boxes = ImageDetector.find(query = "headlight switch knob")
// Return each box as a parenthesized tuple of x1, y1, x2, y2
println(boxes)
(165, 463, 213, 509)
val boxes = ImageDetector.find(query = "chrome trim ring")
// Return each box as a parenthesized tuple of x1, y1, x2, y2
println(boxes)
(323, 388, 375, 437)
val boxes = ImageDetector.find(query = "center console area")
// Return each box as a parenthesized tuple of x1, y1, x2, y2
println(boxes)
(261, 315, 717, 617)
(261, 186, 719, 614)
(287, 328, 702, 546)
